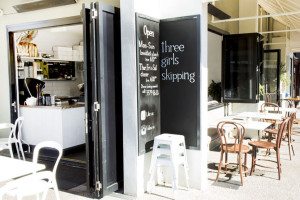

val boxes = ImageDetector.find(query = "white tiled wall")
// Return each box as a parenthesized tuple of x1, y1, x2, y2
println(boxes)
(43, 62, 84, 97)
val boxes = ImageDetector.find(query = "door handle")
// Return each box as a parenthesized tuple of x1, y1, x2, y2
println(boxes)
(11, 101, 16, 112)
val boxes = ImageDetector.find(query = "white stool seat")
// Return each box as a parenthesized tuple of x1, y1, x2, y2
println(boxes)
(147, 133, 189, 193)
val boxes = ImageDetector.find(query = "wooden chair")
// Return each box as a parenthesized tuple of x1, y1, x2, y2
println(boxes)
(215, 121, 250, 186)
(248, 118, 289, 180)
(260, 102, 280, 114)
(264, 112, 296, 160)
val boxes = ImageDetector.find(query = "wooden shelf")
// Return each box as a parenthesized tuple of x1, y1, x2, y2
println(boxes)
(21, 56, 83, 62)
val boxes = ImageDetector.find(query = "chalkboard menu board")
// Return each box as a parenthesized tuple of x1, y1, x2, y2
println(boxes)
(160, 16, 201, 149)
(136, 14, 161, 155)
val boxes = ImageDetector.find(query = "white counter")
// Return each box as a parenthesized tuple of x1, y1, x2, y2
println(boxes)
(20, 104, 85, 149)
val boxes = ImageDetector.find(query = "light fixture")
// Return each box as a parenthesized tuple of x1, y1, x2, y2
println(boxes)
(13, 0, 77, 13)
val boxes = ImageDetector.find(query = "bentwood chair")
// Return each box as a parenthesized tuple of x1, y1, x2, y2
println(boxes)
(0, 141, 63, 200)
(215, 121, 250, 186)
(264, 112, 296, 160)
(249, 118, 289, 180)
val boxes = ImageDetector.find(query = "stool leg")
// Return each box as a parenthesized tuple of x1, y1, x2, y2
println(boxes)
(183, 163, 190, 190)
(147, 166, 157, 193)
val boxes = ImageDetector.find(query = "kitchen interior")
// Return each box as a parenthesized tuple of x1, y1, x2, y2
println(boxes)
(13, 24, 87, 191)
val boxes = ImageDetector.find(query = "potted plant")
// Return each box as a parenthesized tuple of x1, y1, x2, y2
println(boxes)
(208, 80, 221, 102)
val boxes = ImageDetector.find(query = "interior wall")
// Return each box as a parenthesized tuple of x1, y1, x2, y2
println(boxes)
(0, 0, 120, 123)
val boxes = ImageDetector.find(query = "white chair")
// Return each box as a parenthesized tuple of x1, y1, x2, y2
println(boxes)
(0, 117, 25, 160)
(0, 141, 63, 200)
(147, 133, 189, 193)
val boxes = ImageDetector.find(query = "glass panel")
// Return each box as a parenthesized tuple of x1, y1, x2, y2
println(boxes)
(224, 37, 254, 101)
(262, 51, 279, 103)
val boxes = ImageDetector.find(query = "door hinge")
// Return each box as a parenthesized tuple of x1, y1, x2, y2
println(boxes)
(94, 102, 100, 112)
(92, 8, 98, 19)
(256, 94, 258, 100)
(11, 101, 17, 112)
(85, 112, 88, 134)
(256, 65, 259, 72)
(96, 181, 102, 191)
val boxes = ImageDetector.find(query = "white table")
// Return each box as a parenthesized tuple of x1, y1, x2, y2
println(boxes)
(264, 107, 297, 113)
(236, 112, 283, 121)
(209, 116, 272, 140)
(209, 116, 272, 131)
(0, 156, 45, 182)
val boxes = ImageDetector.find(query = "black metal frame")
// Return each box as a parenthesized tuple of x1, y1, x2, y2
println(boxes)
(6, 15, 94, 195)
(222, 33, 262, 103)
(160, 15, 201, 150)
(85, 2, 122, 198)
(263, 49, 281, 103)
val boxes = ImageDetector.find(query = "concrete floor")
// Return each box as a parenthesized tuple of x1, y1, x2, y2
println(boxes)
(2, 120, 300, 200)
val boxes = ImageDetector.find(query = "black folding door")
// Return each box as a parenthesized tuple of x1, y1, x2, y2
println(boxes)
(82, 2, 122, 198)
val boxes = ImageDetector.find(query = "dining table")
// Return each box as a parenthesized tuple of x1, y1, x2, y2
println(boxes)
(0, 156, 45, 182)
(208, 116, 272, 141)
(283, 98, 300, 108)
(236, 112, 284, 121)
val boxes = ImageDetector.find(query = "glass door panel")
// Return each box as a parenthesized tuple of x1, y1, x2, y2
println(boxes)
(262, 50, 280, 103)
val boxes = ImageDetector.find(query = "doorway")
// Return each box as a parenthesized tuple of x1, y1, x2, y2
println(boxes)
(7, 10, 124, 198)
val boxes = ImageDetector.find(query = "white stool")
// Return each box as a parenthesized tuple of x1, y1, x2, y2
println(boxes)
(147, 133, 189, 193)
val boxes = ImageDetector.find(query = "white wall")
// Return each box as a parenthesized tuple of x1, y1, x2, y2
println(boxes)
(121, 0, 208, 197)
(0, 0, 119, 123)
(208, 31, 222, 86)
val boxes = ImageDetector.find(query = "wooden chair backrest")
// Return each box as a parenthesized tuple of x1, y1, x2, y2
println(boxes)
(277, 118, 289, 149)
(217, 121, 245, 153)
(260, 102, 280, 113)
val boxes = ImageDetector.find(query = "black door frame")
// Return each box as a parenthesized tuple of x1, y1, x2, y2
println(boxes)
(263, 49, 281, 103)
(85, 2, 122, 198)
(6, 16, 95, 195)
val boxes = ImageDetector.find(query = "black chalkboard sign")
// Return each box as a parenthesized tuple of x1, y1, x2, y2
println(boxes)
(160, 16, 201, 149)
(136, 14, 161, 155)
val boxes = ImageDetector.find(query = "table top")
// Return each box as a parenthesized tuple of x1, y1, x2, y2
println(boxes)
(208, 116, 272, 131)
(284, 98, 300, 101)
(264, 107, 297, 112)
(0, 156, 46, 182)
(0, 123, 13, 130)
(237, 112, 283, 120)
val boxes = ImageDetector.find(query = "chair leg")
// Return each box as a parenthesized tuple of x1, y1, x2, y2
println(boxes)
(18, 141, 25, 161)
(244, 153, 247, 177)
(288, 133, 292, 160)
(238, 153, 243, 186)
(52, 179, 60, 200)
(14, 142, 21, 160)
(276, 150, 281, 180)
(250, 147, 256, 175)
(225, 152, 228, 171)
(216, 150, 224, 182)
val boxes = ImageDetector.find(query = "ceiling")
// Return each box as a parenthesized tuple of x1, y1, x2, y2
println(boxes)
(258, 0, 300, 29)
(0, 0, 29, 15)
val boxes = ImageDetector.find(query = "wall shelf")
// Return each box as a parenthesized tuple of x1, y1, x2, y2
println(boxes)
(21, 56, 83, 62)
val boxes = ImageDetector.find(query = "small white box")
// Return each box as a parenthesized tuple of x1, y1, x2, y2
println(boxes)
(53, 46, 72, 52)
(72, 45, 84, 51)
